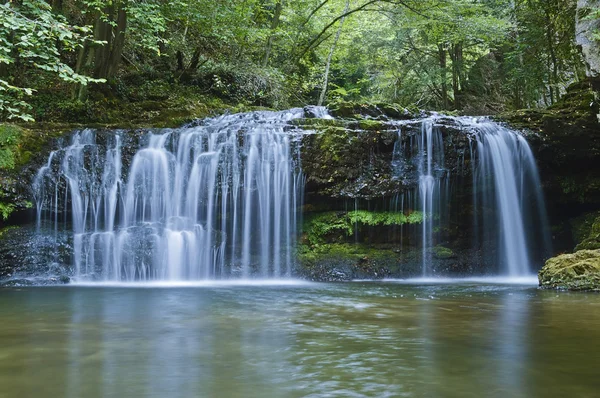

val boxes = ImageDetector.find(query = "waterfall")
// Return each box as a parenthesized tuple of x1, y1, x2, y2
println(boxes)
(33, 109, 549, 281)
(393, 116, 549, 276)
(417, 120, 447, 276)
(472, 120, 551, 276)
(34, 109, 313, 281)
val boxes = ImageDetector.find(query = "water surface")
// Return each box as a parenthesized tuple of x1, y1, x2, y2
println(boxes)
(1, 281, 599, 397)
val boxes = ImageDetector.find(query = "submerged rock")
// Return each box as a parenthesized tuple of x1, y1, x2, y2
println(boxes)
(539, 250, 600, 291)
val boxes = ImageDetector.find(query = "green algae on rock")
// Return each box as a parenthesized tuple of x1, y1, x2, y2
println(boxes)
(431, 246, 456, 260)
(539, 250, 600, 291)
(575, 215, 600, 251)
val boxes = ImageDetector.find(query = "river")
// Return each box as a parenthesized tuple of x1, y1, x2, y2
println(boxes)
(0, 279, 598, 397)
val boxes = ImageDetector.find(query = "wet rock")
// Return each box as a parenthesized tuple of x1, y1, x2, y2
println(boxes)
(431, 246, 456, 259)
(500, 79, 600, 206)
(0, 224, 73, 284)
(327, 101, 423, 120)
(539, 250, 600, 291)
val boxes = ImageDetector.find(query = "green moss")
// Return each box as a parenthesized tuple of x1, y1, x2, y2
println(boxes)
(297, 242, 398, 269)
(539, 250, 600, 291)
(0, 125, 22, 170)
(570, 211, 600, 245)
(291, 118, 348, 129)
(26, 79, 261, 129)
(431, 245, 455, 259)
(0, 203, 16, 220)
(575, 215, 600, 251)
(0, 225, 18, 238)
(356, 119, 387, 131)
(303, 210, 423, 246)
(328, 101, 419, 120)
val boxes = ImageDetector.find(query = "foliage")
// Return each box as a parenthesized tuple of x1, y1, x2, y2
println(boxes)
(0, 0, 103, 121)
(0, 202, 15, 220)
(0, 124, 20, 169)
(0, 0, 591, 123)
(304, 210, 423, 246)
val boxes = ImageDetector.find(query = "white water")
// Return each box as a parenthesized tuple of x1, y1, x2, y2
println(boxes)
(417, 120, 447, 276)
(380, 276, 539, 285)
(70, 279, 315, 288)
(34, 110, 549, 281)
(35, 109, 319, 281)
(394, 116, 549, 277)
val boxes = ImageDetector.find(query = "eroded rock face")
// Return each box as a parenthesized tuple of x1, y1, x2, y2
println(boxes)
(299, 116, 472, 201)
(577, 0, 600, 78)
(539, 250, 600, 291)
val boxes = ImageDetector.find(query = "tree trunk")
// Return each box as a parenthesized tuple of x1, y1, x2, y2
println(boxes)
(189, 49, 202, 70)
(51, 0, 63, 12)
(438, 44, 448, 109)
(450, 43, 463, 109)
(317, 0, 349, 106)
(263, 1, 283, 67)
(92, 1, 127, 81)
(176, 51, 185, 71)
(107, 7, 127, 79)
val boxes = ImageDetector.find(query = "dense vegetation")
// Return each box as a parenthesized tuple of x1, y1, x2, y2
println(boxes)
(0, 0, 593, 123)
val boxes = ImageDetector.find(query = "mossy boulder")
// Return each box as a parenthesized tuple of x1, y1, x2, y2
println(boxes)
(575, 215, 600, 251)
(327, 101, 421, 120)
(539, 249, 600, 291)
(431, 245, 456, 259)
(296, 243, 402, 281)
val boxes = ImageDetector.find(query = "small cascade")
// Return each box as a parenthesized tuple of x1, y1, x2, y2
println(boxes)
(392, 115, 549, 276)
(34, 109, 314, 281)
(472, 120, 551, 276)
(417, 120, 447, 276)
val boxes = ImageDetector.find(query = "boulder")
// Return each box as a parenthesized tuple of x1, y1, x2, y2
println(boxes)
(539, 249, 600, 291)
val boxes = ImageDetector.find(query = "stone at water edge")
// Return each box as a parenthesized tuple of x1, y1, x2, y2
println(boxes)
(539, 250, 600, 291)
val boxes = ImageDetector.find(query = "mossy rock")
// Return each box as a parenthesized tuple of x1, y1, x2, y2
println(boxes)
(575, 215, 600, 251)
(570, 211, 600, 246)
(431, 245, 456, 259)
(327, 101, 420, 120)
(290, 118, 350, 130)
(296, 243, 409, 281)
(538, 250, 600, 291)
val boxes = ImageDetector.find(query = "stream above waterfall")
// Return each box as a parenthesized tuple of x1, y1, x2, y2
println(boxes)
(1, 281, 599, 397)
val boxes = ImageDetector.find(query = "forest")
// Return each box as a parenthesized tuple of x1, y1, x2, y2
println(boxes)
(1, 0, 594, 124)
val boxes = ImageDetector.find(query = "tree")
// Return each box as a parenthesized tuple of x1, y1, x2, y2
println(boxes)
(0, 0, 102, 121)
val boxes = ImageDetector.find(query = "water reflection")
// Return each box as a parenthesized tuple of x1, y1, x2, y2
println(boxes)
(0, 284, 599, 397)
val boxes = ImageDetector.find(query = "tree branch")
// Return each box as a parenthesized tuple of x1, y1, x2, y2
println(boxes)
(300, 0, 428, 57)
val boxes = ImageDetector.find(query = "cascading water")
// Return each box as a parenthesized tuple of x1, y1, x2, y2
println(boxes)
(34, 109, 315, 281)
(471, 119, 551, 276)
(417, 120, 448, 276)
(392, 115, 550, 277)
(33, 108, 549, 282)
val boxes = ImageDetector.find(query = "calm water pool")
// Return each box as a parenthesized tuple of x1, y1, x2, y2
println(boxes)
(0, 280, 599, 397)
